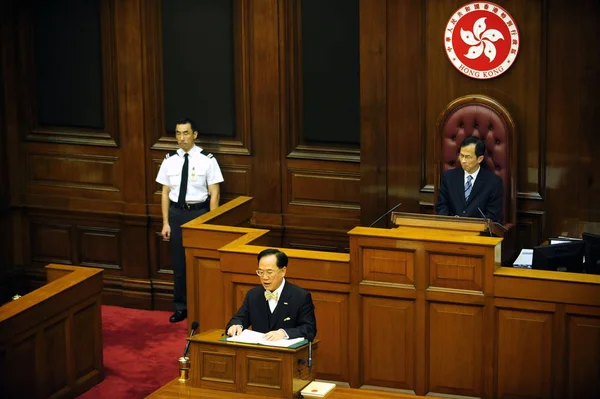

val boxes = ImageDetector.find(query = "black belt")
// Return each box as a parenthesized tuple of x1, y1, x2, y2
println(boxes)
(170, 200, 209, 211)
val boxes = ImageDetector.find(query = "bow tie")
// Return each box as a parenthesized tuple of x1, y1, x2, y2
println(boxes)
(264, 291, 278, 301)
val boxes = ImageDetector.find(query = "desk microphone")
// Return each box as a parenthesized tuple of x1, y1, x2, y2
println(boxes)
(183, 321, 199, 357)
(477, 207, 493, 237)
(307, 340, 312, 370)
(368, 202, 402, 228)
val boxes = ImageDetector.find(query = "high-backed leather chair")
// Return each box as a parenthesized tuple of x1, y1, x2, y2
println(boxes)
(435, 94, 517, 262)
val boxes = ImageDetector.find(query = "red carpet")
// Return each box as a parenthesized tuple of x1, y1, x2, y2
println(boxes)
(78, 305, 189, 399)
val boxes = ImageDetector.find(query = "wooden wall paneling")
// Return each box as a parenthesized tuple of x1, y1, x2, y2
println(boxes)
(23, 144, 125, 212)
(1, 2, 20, 215)
(29, 220, 73, 267)
(247, 0, 281, 214)
(25, 210, 155, 309)
(18, 0, 118, 148)
(113, 0, 147, 215)
(310, 290, 350, 382)
(286, 159, 361, 218)
(359, 0, 387, 227)
(283, 229, 350, 254)
(283, 158, 360, 239)
(387, 0, 426, 214)
(564, 304, 600, 399)
(362, 296, 415, 391)
(77, 225, 120, 270)
(191, 248, 225, 332)
(516, 209, 545, 248)
(494, 298, 554, 399)
(119, 216, 149, 278)
(0, 2, 11, 273)
(428, 301, 484, 397)
(545, 0, 600, 238)
(219, 163, 252, 204)
(148, 217, 173, 310)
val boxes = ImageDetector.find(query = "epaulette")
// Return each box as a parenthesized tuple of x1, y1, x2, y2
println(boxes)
(165, 150, 178, 159)
(200, 149, 214, 159)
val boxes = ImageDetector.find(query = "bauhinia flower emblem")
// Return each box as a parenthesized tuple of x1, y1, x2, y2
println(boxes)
(461, 17, 504, 62)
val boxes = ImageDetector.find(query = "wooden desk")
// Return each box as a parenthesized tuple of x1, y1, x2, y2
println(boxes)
(187, 329, 318, 398)
(0, 264, 104, 399)
(182, 196, 600, 398)
(147, 377, 439, 399)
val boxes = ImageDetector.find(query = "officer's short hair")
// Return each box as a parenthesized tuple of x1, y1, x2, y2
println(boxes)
(175, 117, 197, 133)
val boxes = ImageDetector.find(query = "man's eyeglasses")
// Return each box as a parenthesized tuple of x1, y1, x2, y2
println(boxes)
(459, 153, 475, 161)
(256, 269, 280, 277)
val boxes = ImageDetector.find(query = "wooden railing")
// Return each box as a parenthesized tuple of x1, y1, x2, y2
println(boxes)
(0, 264, 104, 398)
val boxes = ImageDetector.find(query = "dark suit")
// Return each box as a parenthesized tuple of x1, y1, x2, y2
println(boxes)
(226, 281, 317, 341)
(436, 166, 503, 222)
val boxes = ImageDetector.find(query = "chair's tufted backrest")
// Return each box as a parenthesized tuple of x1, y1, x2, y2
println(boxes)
(436, 95, 516, 224)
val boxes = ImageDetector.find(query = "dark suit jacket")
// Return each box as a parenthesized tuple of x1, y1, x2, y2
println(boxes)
(225, 281, 317, 341)
(436, 166, 503, 222)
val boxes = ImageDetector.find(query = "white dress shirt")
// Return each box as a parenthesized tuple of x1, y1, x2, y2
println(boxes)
(464, 165, 481, 187)
(267, 278, 286, 313)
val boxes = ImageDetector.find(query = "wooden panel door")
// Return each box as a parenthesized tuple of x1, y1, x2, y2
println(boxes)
(564, 305, 600, 399)
(362, 296, 416, 391)
(495, 298, 554, 399)
(428, 302, 484, 397)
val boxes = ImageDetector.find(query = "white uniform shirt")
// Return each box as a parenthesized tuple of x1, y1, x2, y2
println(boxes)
(156, 145, 224, 203)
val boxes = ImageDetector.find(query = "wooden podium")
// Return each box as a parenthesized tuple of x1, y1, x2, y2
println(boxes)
(391, 211, 515, 264)
(186, 330, 318, 399)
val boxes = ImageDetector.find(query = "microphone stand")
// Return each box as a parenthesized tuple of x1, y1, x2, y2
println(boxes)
(368, 202, 403, 228)
(477, 207, 493, 237)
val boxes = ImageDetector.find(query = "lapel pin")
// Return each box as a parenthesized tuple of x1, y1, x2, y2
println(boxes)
(284, 317, 291, 321)
(284, 302, 288, 305)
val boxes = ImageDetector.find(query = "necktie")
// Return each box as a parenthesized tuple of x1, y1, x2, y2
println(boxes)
(177, 153, 189, 206)
(264, 291, 278, 301)
(465, 175, 473, 200)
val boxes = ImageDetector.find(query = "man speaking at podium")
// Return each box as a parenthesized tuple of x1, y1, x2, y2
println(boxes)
(226, 249, 317, 342)
(436, 136, 503, 223)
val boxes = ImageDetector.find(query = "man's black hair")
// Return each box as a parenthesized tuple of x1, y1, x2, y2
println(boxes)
(461, 136, 485, 157)
(257, 248, 289, 269)
(175, 117, 197, 132)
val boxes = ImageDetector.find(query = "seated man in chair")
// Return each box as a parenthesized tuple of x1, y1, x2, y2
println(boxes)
(436, 136, 503, 222)
(226, 248, 317, 342)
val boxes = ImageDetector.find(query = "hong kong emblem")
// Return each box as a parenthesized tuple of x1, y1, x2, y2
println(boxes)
(444, 2, 520, 80)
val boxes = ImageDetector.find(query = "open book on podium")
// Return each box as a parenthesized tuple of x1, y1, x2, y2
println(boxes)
(226, 329, 306, 348)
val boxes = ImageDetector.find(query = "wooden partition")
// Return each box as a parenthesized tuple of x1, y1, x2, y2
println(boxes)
(0, 264, 104, 399)
(184, 197, 600, 399)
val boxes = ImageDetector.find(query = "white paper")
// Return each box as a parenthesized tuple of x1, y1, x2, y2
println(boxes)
(513, 248, 533, 268)
(301, 381, 337, 397)
(226, 329, 305, 347)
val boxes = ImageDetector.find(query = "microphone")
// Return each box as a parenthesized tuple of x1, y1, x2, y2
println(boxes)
(307, 340, 312, 370)
(183, 321, 199, 357)
(368, 202, 402, 228)
(477, 207, 493, 237)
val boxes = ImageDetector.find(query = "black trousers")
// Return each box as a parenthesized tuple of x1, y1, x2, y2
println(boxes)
(169, 204, 209, 311)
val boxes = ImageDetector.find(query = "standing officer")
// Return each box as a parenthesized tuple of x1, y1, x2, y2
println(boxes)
(156, 118, 224, 323)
